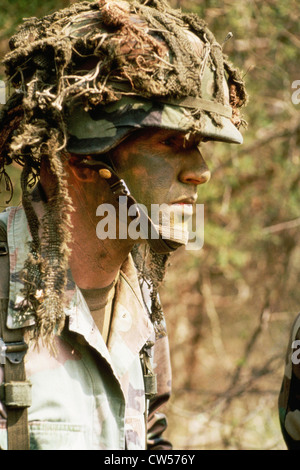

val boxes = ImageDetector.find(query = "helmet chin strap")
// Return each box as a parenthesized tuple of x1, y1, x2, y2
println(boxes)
(74, 158, 187, 254)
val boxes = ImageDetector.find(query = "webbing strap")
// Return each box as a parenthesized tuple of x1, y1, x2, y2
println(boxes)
(159, 96, 233, 118)
(110, 81, 233, 118)
(0, 220, 30, 451)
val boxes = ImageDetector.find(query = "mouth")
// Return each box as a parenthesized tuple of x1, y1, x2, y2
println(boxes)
(171, 196, 198, 205)
(169, 197, 197, 217)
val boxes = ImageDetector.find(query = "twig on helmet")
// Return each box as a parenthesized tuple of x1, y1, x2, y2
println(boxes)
(52, 61, 103, 110)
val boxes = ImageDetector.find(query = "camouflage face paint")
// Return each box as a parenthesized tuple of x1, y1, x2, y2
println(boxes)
(109, 128, 210, 244)
(111, 128, 209, 207)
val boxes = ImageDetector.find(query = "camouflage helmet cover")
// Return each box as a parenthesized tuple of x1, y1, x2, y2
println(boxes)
(1, 0, 248, 172)
(65, 0, 247, 154)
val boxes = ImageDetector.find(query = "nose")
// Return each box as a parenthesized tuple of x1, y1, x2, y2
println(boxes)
(178, 148, 211, 186)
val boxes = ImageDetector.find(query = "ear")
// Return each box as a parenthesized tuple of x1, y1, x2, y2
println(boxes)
(67, 156, 99, 183)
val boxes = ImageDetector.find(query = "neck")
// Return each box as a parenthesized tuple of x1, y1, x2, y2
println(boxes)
(68, 191, 136, 288)
(40, 161, 136, 290)
(69, 231, 133, 289)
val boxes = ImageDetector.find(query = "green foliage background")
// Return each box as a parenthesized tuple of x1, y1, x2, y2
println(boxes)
(1, 0, 300, 450)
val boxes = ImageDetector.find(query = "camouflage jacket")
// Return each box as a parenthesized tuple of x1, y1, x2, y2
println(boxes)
(279, 313, 300, 449)
(0, 196, 172, 450)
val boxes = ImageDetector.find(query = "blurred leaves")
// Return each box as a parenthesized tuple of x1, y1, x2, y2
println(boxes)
(163, 0, 300, 449)
(0, 0, 70, 39)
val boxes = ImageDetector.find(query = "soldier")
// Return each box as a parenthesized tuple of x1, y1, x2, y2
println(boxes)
(0, 0, 247, 450)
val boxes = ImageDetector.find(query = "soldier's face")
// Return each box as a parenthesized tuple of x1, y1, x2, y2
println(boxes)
(110, 128, 211, 214)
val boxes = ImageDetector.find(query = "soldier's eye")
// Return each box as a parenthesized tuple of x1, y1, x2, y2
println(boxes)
(161, 138, 173, 146)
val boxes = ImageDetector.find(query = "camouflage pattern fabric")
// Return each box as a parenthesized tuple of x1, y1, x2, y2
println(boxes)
(67, 51, 243, 156)
(279, 313, 300, 449)
(0, 188, 172, 450)
(67, 95, 242, 156)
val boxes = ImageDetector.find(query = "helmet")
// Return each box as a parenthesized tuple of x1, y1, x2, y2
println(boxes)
(64, 0, 247, 154)
(2, 0, 247, 164)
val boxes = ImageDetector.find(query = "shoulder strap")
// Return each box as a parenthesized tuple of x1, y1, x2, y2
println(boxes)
(0, 219, 31, 451)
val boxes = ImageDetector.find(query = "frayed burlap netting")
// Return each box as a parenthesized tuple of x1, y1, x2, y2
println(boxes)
(0, 0, 247, 345)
